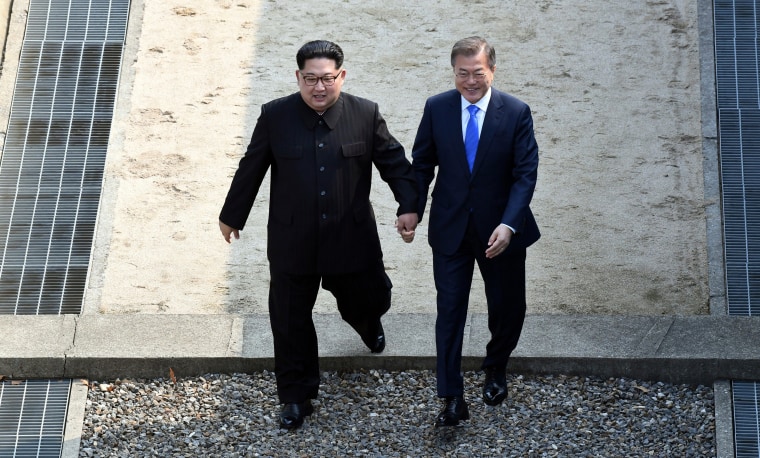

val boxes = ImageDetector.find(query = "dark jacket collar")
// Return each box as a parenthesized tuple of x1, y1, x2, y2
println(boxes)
(297, 93, 344, 129)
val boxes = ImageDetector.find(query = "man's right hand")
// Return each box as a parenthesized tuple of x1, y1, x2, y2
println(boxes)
(395, 212, 419, 243)
(219, 220, 240, 244)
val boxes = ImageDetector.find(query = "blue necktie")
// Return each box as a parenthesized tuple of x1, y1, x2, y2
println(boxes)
(465, 105, 479, 171)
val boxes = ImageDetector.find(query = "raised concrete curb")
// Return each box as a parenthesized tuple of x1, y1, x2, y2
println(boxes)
(61, 381, 88, 458)
(2, 313, 758, 385)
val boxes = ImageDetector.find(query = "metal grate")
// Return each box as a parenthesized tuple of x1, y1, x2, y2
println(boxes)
(0, 379, 72, 458)
(714, 0, 760, 317)
(733, 381, 760, 457)
(0, 0, 130, 315)
(714, 1, 760, 456)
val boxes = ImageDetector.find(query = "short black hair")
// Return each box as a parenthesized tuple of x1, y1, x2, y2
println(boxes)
(451, 36, 496, 69)
(296, 40, 344, 70)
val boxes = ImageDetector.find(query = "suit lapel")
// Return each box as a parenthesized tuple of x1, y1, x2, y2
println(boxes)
(444, 92, 471, 175)
(471, 92, 504, 178)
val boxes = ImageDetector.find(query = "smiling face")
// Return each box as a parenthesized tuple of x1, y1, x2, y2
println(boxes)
(296, 57, 345, 112)
(453, 50, 495, 104)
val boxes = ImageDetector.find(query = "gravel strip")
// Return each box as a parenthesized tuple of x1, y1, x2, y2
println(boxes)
(79, 370, 715, 457)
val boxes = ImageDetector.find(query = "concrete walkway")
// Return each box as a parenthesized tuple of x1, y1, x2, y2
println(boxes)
(3, 312, 758, 385)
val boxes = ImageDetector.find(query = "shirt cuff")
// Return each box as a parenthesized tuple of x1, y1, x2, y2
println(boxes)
(500, 223, 516, 234)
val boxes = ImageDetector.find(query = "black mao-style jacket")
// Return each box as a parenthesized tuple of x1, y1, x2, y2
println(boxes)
(220, 92, 418, 274)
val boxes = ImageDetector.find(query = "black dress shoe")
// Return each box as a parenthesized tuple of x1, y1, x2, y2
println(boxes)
(368, 321, 385, 353)
(279, 401, 314, 430)
(482, 366, 508, 406)
(435, 396, 469, 427)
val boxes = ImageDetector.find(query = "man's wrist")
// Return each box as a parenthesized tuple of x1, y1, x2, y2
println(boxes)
(500, 223, 516, 234)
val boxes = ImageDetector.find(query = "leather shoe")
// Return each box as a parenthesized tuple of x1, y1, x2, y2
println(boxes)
(482, 366, 508, 406)
(435, 396, 469, 427)
(368, 321, 385, 353)
(279, 401, 313, 430)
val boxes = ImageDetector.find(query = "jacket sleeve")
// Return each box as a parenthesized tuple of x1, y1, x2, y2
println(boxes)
(370, 102, 419, 216)
(501, 102, 538, 231)
(410, 98, 437, 222)
(218, 105, 273, 230)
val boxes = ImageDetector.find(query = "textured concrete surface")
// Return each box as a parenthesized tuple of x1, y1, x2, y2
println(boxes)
(2, 313, 757, 386)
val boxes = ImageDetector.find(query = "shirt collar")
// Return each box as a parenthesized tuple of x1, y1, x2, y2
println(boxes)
(461, 87, 491, 113)
(321, 96, 343, 129)
(299, 94, 343, 129)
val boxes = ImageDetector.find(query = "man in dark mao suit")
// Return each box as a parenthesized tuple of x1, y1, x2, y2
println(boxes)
(412, 36, 540, 427)
(219, 40, 418, 430)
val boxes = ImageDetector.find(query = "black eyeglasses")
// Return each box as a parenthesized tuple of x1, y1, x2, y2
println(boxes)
(300, 72, 340, 86)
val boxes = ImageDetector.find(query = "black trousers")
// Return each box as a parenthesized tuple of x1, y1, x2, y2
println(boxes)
(433, 218, 527, 398)
(268, 261, 392, 403)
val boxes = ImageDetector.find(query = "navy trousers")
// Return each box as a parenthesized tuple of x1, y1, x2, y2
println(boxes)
(433, 218, 527, 398)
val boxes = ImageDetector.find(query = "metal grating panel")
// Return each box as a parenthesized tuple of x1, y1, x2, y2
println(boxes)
(733, 381, 760, 457)
(714, 0, 760, 316)
(714, 1, 760, 456)
(0, 379, 71, 458)
(0, 0, 130, 315)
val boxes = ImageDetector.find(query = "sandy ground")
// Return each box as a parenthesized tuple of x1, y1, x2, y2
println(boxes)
(64, 0, 708, 316)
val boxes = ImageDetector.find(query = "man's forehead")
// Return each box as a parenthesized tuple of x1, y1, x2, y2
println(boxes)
(454, 57, 492, 72)
(301, 58, 339, 70)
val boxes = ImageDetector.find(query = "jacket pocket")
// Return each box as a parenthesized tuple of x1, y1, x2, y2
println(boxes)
(341, 142, 366, 157)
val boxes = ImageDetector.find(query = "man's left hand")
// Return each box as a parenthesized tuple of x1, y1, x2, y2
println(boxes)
(395, 212, 419, 243)
(485, 225, 513, 258)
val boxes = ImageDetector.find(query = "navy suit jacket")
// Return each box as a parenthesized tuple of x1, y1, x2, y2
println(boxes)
(412, 88, 540, 255)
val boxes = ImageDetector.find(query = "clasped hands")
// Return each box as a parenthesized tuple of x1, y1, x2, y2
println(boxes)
(395, 213, 418, 243)
(395, 215, 512, 257)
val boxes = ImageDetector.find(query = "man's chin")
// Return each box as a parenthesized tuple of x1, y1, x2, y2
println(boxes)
(307, 99, 334, 112)
(460, 91, 483, 104)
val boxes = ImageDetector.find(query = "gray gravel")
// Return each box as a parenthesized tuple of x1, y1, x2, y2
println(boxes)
(79, 370, 715, 457)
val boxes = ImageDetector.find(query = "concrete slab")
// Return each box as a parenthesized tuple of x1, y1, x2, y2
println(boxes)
(713, 380, 735, 458)
(64, 314, 243, 380)
(508, 315, 760, 384)
(1, 313, 758, 385)
(68, 314, 239, 358)
(61, 381, 88, 458)
(0, 315, 76, 378)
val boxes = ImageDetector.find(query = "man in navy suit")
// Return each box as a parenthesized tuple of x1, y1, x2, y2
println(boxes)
(219, 40, 418, 430)
(412, 36, 540, 427)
